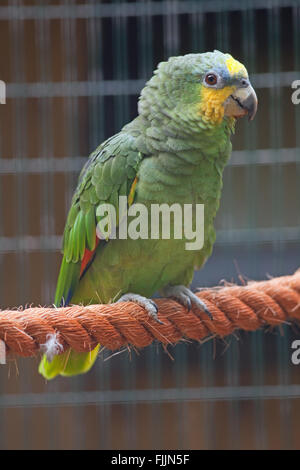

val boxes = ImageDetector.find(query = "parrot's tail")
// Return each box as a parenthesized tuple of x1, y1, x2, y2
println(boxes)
(38, 249, 101, 379)
(39, 345, 100, 380)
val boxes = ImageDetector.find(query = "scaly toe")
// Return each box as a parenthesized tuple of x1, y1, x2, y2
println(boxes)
(161, 285, 213, 320)
(117, 293, 163, 324)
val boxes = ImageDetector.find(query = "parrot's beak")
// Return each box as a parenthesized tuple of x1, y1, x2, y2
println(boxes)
(224, 82, 258, 121)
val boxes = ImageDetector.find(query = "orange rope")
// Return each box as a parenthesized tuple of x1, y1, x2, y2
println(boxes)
(0, 270, 300, 358)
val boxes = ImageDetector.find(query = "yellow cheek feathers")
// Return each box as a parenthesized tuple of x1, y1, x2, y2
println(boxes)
(199, 86, 235, 124)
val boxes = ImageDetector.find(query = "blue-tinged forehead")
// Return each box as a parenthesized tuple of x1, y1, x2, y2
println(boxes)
(200, 51, 248, 78)
(186, 51, 245, 70)
(158, 51, 248, 80)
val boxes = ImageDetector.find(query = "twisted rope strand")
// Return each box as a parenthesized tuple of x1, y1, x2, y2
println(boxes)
(0, 270, 299, 357)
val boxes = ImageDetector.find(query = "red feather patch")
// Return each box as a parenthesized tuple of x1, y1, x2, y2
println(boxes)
(80, 238, 99, 277)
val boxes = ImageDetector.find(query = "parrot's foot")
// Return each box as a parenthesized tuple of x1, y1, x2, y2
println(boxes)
(117, 293, 162, 324)
(161, 285, 213, 320)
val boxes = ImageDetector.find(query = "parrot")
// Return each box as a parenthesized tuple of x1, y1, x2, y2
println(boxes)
(39, 50, 257, 379)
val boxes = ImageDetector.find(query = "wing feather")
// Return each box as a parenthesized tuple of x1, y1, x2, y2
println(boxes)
(54, 132, 144, 307)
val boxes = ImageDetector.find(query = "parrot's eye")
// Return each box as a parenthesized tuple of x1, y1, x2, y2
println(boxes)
(204, 73, 218, 86)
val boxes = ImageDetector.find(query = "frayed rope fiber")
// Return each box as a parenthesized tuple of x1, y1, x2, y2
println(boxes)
(0, 270, 300, 358)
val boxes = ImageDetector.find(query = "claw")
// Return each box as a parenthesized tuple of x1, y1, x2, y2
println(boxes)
(161, 285, 213, 320)
(117, 293, 163, 324)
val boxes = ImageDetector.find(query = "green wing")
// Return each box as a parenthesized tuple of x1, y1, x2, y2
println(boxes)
(39, 131, 144, 379)
(55, 131, 144, 307)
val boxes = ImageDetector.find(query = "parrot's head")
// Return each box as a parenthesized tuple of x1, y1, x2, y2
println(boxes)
(139, 50, 257, 129)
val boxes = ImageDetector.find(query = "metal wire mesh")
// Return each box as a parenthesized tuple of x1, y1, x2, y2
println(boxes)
(0, 0, 299, 449)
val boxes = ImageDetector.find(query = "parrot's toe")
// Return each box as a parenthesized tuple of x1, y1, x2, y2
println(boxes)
(116, 293, 163, 324)
(161, 285, 213, 320)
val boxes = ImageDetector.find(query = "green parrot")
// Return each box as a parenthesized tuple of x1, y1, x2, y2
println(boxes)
(39, 50, 257, 379)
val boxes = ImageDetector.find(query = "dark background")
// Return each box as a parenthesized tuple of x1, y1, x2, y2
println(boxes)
(0, 0, 299, 449)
